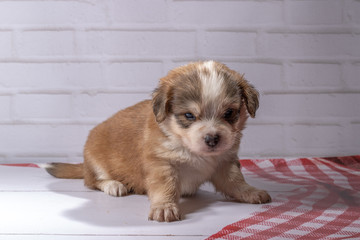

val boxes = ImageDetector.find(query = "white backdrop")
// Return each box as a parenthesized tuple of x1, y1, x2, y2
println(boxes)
(0, 0, 359, 163)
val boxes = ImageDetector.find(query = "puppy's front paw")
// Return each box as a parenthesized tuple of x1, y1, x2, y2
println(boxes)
(236, 187, 271, 204)
(98, 180, 128, 197)
(148, 203, 181, 222)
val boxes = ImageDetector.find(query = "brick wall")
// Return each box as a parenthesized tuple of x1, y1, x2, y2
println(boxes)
(0, 0, 359, 163)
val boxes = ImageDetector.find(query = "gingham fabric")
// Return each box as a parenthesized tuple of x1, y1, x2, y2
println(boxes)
(208, 156, 360, 240)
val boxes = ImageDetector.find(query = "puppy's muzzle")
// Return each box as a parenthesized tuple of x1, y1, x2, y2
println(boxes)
(204, 134, 220, 148)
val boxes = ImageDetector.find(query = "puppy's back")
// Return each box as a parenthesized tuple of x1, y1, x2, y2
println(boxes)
(83, 100, 154, 193)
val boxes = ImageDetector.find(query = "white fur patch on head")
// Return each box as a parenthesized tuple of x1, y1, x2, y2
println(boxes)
(198, 61, 225, 102)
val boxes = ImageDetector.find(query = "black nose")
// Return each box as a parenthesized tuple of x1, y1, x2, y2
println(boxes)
(204, 134, 220, 147)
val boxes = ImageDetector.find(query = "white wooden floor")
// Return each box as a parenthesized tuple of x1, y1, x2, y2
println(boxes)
(0, 165, 283, 240)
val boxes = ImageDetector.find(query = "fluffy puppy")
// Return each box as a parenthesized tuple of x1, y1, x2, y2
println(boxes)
(45, 61, 271, 222)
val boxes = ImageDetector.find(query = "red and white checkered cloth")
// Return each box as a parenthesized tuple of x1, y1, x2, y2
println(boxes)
(208, 156, 360, 240)
(2, 156, 359, 239)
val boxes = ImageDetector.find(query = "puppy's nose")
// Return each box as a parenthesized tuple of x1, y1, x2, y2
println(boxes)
(204, 134, 220, 147)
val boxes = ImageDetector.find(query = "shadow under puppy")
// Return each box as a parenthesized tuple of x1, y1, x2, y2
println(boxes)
(45, 61, 271, 222)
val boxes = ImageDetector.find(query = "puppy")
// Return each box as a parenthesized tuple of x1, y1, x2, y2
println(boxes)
(45, 61, 271, 222)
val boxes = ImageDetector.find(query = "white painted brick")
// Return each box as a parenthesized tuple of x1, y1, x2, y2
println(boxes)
(0, 63, 103, 88)
(259, 94, 360, 118)
(203, 32, 257, 57)
(343, 63, 360, 88)
(105, 62, 162, 88)
(70, 156, 85, 164)
(73, 93, 150, 119)
(14, 94, 71, 119)
(285, 124, 344, 152)
(224, 62, 283, 92)
(107, 0, 167, 23)
(350, 123, 360, 150)
(259, 33, 360, 57)
(77, 31, 196, 57)
(287, 0, 343, 25)
(0, 96, 11, 120)
(0, 1, 106, 25)
(240, 124, 285, 156)
(0, 125, 90, 154)
(345, 0, 360, 24)
(170, 1, 282, 25)
(9, 156, 72, 164)
(0, 31, 12, 57)
(286, 63, 342, 88)
(0, 0, 359, 161)
(19, 31, 74, 56)
(285, 146, 345, 157)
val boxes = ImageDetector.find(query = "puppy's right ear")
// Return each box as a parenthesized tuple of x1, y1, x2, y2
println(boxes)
(152, 82, 172, 123)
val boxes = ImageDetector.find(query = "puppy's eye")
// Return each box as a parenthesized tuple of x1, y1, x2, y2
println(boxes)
(185, 113, 196, 121)
(223, 109, 234, 119)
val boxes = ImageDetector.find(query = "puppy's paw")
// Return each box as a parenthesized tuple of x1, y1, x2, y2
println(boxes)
(148, 203, 181, 222)
(98, 180, 128, 197)
(236, 187, 271, 204)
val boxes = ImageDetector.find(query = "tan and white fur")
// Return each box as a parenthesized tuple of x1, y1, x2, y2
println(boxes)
(45, 61, 271, 222)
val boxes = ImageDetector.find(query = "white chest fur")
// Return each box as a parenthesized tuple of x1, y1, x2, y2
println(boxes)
(157, 128, 223, 195)
(176, 155, 219, 196)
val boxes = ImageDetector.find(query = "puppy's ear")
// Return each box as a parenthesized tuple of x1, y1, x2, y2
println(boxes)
(235, 74, 259, 118)
(152, 82, 172, 123)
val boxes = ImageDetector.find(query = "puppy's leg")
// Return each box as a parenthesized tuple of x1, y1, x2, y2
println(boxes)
(83, 160, 128, 197)
(146, 164, 181, 222)
(211, 159, 271, 204)
(95, 180, 128, 197)
(85, 175, 128, 197)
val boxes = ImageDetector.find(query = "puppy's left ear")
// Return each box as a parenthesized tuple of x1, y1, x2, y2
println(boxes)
(236, 74, 259, 118)
(152, 81, 172, 123)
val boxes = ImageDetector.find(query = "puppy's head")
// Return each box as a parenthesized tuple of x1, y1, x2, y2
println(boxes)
(152, 61, 259, 156)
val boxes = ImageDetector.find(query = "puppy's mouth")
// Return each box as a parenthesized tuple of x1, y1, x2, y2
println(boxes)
(190, 134, 230, 156)
(203, 147, 221, 155)
(196, 146, 225, 156)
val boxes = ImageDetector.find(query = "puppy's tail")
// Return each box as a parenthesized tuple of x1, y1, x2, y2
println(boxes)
(41, 163, 84, 179)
